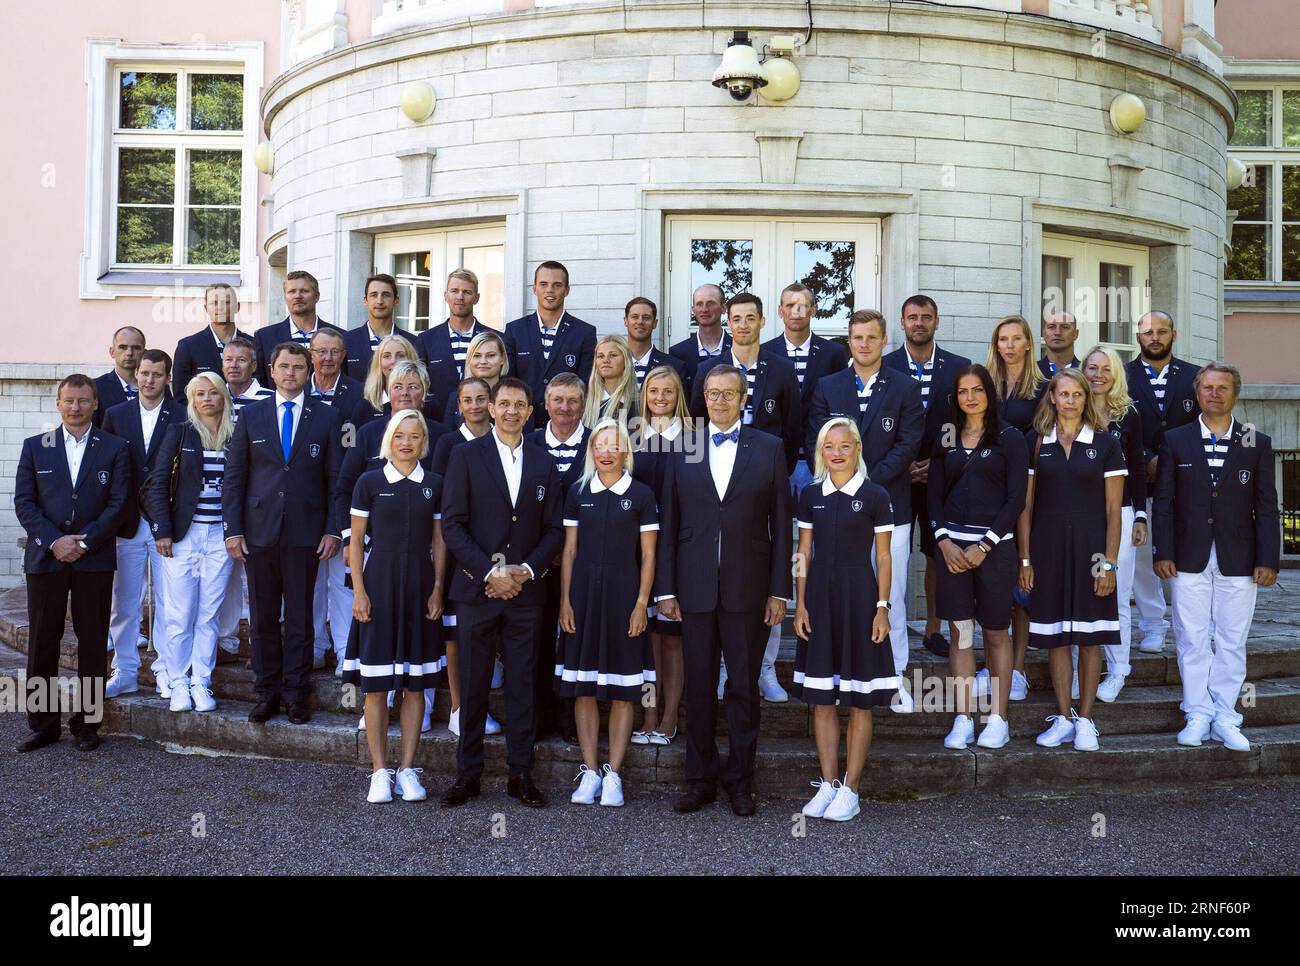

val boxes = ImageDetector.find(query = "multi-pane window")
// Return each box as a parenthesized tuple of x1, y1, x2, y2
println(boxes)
(1228, 86, 1300, 284)
(113, 68, 244, 268)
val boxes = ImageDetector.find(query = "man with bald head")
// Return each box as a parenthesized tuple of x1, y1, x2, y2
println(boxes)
(1039, 310, 1080, 377)
(670, 283, 732, 395)
(1124, 310, 1200, 654)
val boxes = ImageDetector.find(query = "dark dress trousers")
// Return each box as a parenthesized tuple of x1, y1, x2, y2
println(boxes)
(1125, 356, 1201, 497)
(342, 323, 419, 383)
(655, 426, 792, 790)
(439, 432, 564, 778)
(255, 317, 343, 386)
(415, 319, 488, 421)
(101, 398, 184, 537)
(690, 351, 802, 473)
(14, 427, 131, 737)
(222, 396, 343, 705)
(503, 312, 597, 427)
(172, 325, 254, 399)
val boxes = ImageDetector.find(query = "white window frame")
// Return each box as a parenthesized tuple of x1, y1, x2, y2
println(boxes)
(83, 40, 263, 302)
(1042, 233, 1150, 360)
(374, 225, 508, 332)
(1227, 85, 1300, 287)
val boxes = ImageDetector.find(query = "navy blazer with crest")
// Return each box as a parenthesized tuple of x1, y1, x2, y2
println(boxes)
(1037, 355, 1080, 380)
(635, 345, 688, 391)
(503, 311, 598, 427)
(101, 397, 184, 536)
(654, 425, 793, 614)
(668, 331, 732, 396)
(145, 420, 215, 544)
(1152, 419, 1280, 577)
(221, 395, 344, 547)
(15, 426, 131, 574)
(342, 323, 419, 383)
(93, 371, 174, 427)
(172, 325, 254, 399)
(1125, 355, 1201, 494)
(439, 431, 564, 607)
(805, 365, 924, 525)
(415, 318, 489, 421)
(308, 372, 363, 421)
(762, 332, 850, 409)
(255, 317, 344, 386)
(883, 344, 971, 457)
(689, 350, 802, 473)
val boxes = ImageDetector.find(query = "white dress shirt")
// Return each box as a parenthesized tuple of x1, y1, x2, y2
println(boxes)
(707, 420, 740, 500)
(275, 390, 306, 449)
(64, 426, 90, 484)
(493, 427, 524, 507)
(139, 397, 164, 452)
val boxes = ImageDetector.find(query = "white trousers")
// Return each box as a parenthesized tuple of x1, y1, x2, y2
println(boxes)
(217, 558, 249, 646)
(1131, 497, 1170, 639)
(1104, 505, 1138, 676)
(870, 522, 913, 675)
(158, 522, 234, 688)
(312, 550, 353, 661)
(1171, 545, 1256, 728)
(108, 519, 165, 679)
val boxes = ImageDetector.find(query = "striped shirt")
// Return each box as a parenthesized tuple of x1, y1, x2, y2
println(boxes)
(120, 377, 139, 401)
(449, 325, 475, 372)
(1144, 361, 1170, 413)
(632, 349, 654, 391)
(539, 321, 558, 362)
(1200, 416, 1233, 487)
(230, 380, 275, 423)
(289, 322, 320, 347)
(732, 353, 757, 425)
(308, 374, 341, 406)
(904, 350, 934, 410)
(544, 424, 584, 475)
(193, 449, 225, 524)
(856, 371, 879, 417)
(784, 337, 811, 388)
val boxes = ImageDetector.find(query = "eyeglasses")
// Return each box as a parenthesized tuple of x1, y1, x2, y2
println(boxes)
(703, 389, 742, 403)
(311, 348, 343, 358)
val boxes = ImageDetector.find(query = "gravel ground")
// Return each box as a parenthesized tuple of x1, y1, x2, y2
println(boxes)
(2, 713, 1297, 876)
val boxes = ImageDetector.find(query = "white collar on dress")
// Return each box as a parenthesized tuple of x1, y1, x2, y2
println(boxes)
(590, 471, 632, 495)
(1042, 423, 1095, 444)
(821, 470, 865, 497)
(383, 460, 425, 484)
(645, 418, 682, 441)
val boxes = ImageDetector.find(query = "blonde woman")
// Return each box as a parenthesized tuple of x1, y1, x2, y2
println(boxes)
(557, 419, 659, 807)
(1082, 346, 1148, 703)
(353, 334, 417, 429)
(1017, 370, 1126, 751)
(584, 335, 638, 428)
(147, 372, 236, 713)
(630, 365, 690, 746)
(985, 315, 1045, 433)
(793, 417, 894, 822)
(445, 331, 508, 425)
(343, 409, 447, 803)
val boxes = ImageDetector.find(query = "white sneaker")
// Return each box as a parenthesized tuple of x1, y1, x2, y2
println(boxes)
(485, 712, 502, 735)
(1096, 673, 1126, 703)
(717, 665, 728, 702)
(571, 765, 602, 804)
(802, 779, 839, 818)
(448, 707, 460, 737)
(367, 769, 395, 803)
(1070, 672, 1080, 701)
(491, 658, 504, 690)
(1036, 714, 1075, 747)
(599, 764, 624, 807)
(1138, 632, 1165, 654)
(169, 680, 193, 712)
(105, 671, 138, 699)
(630, 731, 651, 745)
(891, 680, 914, 714)
(1211, 720, 1251, 751)
(1177, 714, 1212, 747)
(943, 715, 975, 750)
(976, 714, 1010, 749)
(334, 662, 344, 679)
(972, 668, 992, 697)
(823, 784, 861, 822)
(155, 667, 172, 699)
(758, 666, 789, 703)
(1010, 669, 1028, 701)
(1072, 712, 1099, 751)
(422, 690, 434, 734)
(395, 767, 427, 801)
(190, 682, 216, 712)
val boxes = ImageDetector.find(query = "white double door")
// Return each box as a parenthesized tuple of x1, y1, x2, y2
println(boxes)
(373, 225, 506, 332)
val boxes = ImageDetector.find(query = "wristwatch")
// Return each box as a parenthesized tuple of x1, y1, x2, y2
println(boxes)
(976, 541, 992, 554)
(1101, 560, 1118, 572)
(1020, 558, 1032, 568)
(77, 540, 88, 551)
(876, 599, 891, 610)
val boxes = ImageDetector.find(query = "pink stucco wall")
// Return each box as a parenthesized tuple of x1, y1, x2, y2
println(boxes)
(1219, 0, 1300, 59)
(0, 2, 279, 367)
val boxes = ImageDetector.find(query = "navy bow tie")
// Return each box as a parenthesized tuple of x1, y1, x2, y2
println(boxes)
(712, 428, 739, 446)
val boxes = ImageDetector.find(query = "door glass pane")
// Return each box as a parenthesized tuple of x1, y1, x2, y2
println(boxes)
(1041, 254, 1070, 322)
(794, 240, 855, 328)
(1283, 91, 1300, 148)
(394, 283, 431, 332)
(690, 239, 752, 324)
(187, 208, 240, 265)
(1098, 263, 1134, 346)
(189, 74, 244, 131)
(1227, 224, 1270, 282)
(119, 71, 177, 130)
(461, 244, 505, 330)
(391, 250, 432, 278)
(1231, 90, 1271, 147)
(116, 208, 174, 264)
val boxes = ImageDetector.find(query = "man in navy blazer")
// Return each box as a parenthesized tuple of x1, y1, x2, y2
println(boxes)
(1153, 363, 1279, 753)
(101, 349, 183, 698)
(172, 282, 254, 399)
(342, 273, 420, 382)
(1125, 310, 1201, 654)
(657, 364, 792, 816)
(14, 375, 131, 752)
(416, 269, 490, 421)
(503, 261, 597, 428)
(1037, 310, 1081, 378)
(254, 271, 343, 385)
(94, 325, 155, 426)
(623, 296, 687, 393)
(223, 342, 342, 725)
(690, 294, 801, 473)
(439, 377, 564, 808)
(669, 283, 731, 395)
(807, 310, 923, 710)
(882, 295, 970, 657)
(306, 328, 361, 418)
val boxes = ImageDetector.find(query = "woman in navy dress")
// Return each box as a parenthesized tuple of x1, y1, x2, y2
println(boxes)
(929, 364, 1028, 751)
(793, 417, 894, 823)
(558, 419, 659, 808)
(343, 409, 447, 803)
(630, 364, 689, 747)
(442, 332, 506, 427)
(1018, 369, 1126, 752)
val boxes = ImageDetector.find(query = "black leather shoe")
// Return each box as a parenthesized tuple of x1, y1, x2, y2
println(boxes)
(506, 772, 547, 807)
(16, 731, 58, 754)
(248, 697, 280, 723)
(75, 731, 101, 752)
(923, 633, 950, 657)
(673, 783, 716, 813)
(286, 704, 311, 725)
(724, 783, 756, 817)
(440, 774, 481, 807)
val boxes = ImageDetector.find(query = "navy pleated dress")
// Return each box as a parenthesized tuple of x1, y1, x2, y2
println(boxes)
(794, 472, 899, 710)
(555, 472, 659, 701)
(341, 462, 446, 693)
(1025, 424, 1127, 650)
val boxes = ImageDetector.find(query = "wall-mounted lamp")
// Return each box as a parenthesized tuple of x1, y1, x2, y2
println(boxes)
(1226, 156, 1247, 192)
(1109, 93, 1147, 134)
(712, 31, 767, 102)
(399, 81, 437, 122)
(761, 34, 801, 102)
(253, 140, 274, 175)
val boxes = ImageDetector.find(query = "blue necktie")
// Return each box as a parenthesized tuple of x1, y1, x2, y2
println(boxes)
(281, 401, 294, 462)
(712, 428, 739, 446)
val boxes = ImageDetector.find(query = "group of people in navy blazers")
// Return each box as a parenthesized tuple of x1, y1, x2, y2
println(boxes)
(13, 262, 1280, 822)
